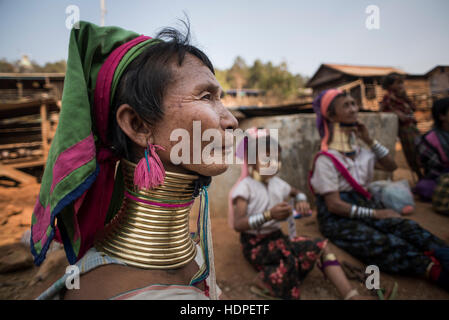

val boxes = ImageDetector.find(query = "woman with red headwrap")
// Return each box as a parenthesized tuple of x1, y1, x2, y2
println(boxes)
(309, 89, 449, 293)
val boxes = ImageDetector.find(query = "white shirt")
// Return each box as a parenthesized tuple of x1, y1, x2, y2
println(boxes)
(231, 176, 291, 235)
(310, 147, 376, 195)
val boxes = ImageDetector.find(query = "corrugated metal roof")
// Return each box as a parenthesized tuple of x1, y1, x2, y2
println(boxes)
(324, 64, 405, 77)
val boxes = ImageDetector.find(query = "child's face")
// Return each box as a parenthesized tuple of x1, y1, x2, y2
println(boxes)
(255, 151, 281, 178)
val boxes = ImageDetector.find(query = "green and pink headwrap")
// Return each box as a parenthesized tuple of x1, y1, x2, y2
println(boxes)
(30, 21, 159, 265)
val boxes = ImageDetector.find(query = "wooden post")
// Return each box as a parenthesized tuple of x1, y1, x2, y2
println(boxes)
(373, 79, 379, 111)
(17, 81, 23, 99)
(40, 102, 49, 163)
(360, 79, 367, 110)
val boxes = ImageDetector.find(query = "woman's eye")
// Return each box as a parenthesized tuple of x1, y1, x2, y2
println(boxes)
(200, 93, 212, 100)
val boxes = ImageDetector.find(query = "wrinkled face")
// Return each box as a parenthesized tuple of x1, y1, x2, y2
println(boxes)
(329, 95, 359, 124)
(151, 54, 238, 176)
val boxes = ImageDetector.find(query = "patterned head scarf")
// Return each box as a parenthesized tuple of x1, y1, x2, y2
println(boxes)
(31, 21, 160, 265)
(312, 89, 343, 151)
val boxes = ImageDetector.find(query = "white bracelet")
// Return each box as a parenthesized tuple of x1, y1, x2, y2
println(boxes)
(371, 140, 389, 159)
(350, 205, 358, 218)
(355, 207, 374, 219)
(248, 213, 266, 229)
(296, 192, 307, 202)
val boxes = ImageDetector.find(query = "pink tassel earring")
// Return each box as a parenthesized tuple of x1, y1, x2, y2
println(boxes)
(134, 143, 166, 190)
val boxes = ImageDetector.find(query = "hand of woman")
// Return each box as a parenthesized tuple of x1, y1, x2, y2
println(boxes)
(296, 201, 311, 216)
(374, 209, 401, 219)
(270, 202, 292, 221)
(354, 122, 373, 146)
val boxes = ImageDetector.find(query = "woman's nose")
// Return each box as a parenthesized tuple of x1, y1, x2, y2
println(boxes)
(350, 103, 359, 113)
(220, 105, 239, 130)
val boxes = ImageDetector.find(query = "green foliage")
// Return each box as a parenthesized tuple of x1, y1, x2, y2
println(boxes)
(215, 68, 230, 91)
(219, 57, 308, 99)
(0, 59, 16, 72)
(32, 60, 67, 73)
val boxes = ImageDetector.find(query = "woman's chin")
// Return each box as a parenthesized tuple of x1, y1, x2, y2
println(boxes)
(182, 163, 229, 177)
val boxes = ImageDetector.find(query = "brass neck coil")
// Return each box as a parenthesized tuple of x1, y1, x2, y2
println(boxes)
(94, 159, 199, 269)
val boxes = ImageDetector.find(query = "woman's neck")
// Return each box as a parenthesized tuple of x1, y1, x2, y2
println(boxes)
(328, 123, 357, 155)
(95, 159, 199, 270)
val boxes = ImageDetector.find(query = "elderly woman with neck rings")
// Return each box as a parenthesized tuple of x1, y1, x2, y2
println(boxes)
(309, 89, 449, 293)
(33, 21, 237, 300)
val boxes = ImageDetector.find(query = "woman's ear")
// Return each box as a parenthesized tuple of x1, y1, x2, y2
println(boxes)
(116, 104, 152, 148)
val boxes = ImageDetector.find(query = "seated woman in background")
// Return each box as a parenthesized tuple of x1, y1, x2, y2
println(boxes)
(229, 128, 373, 300)
(309, 89, 449, 293)
(416, 97, 449, 215)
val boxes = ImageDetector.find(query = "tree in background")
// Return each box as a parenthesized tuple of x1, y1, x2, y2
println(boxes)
(31, 60, 67, 73)
(217, 56, 308, 100)
(0, 59, 16, 72)
(226, 56, 249, 91)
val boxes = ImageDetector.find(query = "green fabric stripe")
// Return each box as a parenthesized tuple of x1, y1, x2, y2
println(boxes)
(110, 38, 160, 102)
(50, 158, 97, 211)
(34, 240, 42, 254)
(73, 238, 81, 255)
(31, 213, 37, 226)
(46, 225, 52, 237)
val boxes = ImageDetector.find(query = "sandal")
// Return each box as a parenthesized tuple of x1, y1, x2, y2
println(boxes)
(376, 282, 398, 300)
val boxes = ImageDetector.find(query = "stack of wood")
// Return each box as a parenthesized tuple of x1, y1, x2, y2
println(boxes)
(0, 97, 59, 185)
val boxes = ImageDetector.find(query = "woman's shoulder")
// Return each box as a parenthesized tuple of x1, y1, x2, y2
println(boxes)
(313, 151, 338, 171)
(238, 176, 257, 188)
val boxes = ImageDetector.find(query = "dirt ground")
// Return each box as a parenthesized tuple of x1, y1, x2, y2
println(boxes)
(0, 143, 448, 300)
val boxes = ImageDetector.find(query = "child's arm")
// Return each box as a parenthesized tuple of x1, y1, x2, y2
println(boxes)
(289, 187, 312, 216)
(233, 197, 251, 232)
(232, 197, 292, 232)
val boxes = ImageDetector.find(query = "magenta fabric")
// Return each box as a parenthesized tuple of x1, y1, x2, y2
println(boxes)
(50, 134, 96, 192)
(309, 151, 372, 199)
(32, 199, 51, 243)
(94, 35, 151, 143)
(70, 36, 151, 259)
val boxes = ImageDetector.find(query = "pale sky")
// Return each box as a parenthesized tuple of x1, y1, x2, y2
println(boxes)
(1, 0, 448, 77)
